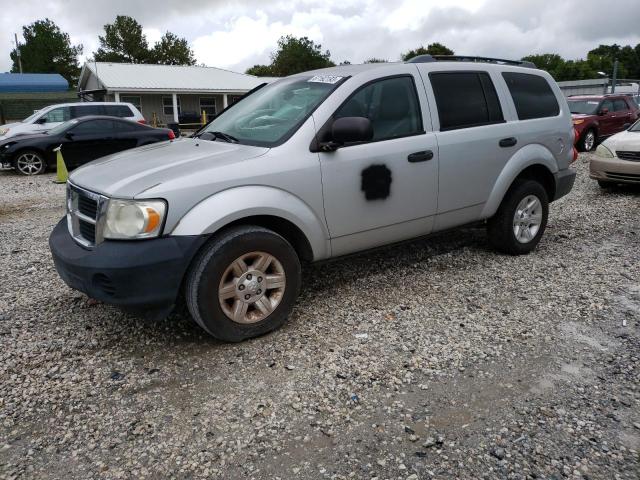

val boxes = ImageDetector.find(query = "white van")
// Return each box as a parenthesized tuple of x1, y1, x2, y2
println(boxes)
(0, 102, 145, 139)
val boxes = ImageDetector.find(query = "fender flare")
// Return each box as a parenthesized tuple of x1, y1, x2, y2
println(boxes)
(481, 144, 558, 219)
(170, 185, 331, 260)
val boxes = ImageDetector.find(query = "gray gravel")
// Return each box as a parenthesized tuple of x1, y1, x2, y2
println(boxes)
(1, 154, 639, 480)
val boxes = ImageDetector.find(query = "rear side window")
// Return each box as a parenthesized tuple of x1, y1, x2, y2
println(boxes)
(502, 72, 559, 120)
(613, 99, 628, 111)
(114, 120, 144, 132)
(71, 119, 116, 135)
(104, 105, 134, 117)
(71, 105, 104, 118)
(429, 72, 504, 131)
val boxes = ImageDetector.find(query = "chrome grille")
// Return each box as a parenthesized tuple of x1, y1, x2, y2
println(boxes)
(66, 183, 108, 248)
(616, 151, 640, 162)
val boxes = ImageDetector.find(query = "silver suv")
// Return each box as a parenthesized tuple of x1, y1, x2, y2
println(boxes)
(49, 55, 577, 342)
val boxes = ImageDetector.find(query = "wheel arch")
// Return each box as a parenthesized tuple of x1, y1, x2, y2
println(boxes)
(481, 144, 558, 219)
(170, 185, 330, 262)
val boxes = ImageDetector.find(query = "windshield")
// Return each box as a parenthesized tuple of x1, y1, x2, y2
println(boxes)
(201, 75, 345, 147)
(568, 100, 600, 115)
(629, 119, 640, 132)
(47, 119, 78, 136)
(23, 109, 45, 123)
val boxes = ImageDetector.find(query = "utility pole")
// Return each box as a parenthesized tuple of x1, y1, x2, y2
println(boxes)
(611, 59, 618, 93)
(14, 33, 23, 73)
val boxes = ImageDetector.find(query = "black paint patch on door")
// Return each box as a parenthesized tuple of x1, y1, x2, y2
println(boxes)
(361, 164, 392, 200)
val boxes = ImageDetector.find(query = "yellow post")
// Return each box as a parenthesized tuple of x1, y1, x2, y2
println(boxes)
(201, 110, 207, 125)
(152, 112, 158, 128)
(53, 145, 68, 184)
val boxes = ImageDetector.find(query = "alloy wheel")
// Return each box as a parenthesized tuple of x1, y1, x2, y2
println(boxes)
(218, 251, 286, 324)
(513, 195, 542, 244)
(15, 152, 45, 175)
(583, 131, 595, 151)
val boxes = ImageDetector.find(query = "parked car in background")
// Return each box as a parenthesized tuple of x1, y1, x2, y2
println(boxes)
(49, 56, 576, 342)
(568, 94, 639, 152)
(590, 119, 640, 187)
(1, 116, 173, 175)
(0, 102, 145, 140)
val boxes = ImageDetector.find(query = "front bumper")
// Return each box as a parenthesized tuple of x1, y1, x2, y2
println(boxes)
(49, 218, 207, 315)
(552, 168, 577, 201)
(590, 155, 640, 184)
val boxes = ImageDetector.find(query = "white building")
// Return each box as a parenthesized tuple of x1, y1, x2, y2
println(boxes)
(77, 62, 276, 125)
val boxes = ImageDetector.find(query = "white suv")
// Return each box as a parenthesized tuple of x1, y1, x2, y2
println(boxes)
(0, 102, 145, 139)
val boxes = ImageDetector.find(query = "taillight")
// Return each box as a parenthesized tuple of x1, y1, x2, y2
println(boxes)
(137, 119, 147, 125)
(573, 128, 579, 146)
(168, 130, 175, 140)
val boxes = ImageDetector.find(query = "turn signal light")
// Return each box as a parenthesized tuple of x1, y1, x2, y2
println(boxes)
(168, 129, 176, 140)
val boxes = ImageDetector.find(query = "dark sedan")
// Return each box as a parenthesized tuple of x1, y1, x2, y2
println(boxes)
(0, 116, 175, 175)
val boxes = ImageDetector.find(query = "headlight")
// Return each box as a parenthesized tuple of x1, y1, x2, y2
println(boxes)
(595, 144, 614, 158)
(0, 128, 9, 136)
(104, 199, 167, 239)
(572, 119, 585, 125)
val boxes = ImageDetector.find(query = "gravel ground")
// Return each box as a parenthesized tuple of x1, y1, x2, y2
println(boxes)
(0, 155, 639, 480)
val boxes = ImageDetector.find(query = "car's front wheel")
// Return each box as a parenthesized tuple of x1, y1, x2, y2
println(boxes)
(14, 150, 47, 175)
(185, 225, 301, 342)
(580, 128, 597, 152)
(487, 179, 549, 255)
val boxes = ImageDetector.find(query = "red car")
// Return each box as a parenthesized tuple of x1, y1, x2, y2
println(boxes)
(568, 94, 639, 151)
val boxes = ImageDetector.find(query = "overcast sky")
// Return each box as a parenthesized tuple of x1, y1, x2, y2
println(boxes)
(1, 0, 640, 74)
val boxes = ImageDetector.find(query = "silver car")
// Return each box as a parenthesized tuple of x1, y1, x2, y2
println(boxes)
(49, 56, 577, 342)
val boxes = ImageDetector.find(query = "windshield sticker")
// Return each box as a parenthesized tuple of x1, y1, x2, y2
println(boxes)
(308, 75, 343, 84)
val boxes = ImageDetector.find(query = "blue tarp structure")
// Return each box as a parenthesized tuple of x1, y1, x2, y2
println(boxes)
(0, 73, 68, 93)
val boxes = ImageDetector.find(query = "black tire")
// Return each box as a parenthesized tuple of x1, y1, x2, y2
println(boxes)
(579, 128, 597, 152)
(13, 150, 47, 175)
(597, 180, 615, 189)
(185, 225, 301, 342)
(487, 179, 549, 255)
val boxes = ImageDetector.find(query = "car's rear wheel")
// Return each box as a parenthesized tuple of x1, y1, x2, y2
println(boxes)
(580, 129, 596, 152)
(14, 150, 47, 175)
(185, 225, 301, 342)
(487, 179, 549, 255)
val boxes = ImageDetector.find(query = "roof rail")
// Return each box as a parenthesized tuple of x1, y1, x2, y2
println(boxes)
(407, 54, 536, 69)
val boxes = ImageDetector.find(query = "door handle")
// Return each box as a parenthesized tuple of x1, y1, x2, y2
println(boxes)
(499, 137, 517, 148)
(407, 150, 433, 163)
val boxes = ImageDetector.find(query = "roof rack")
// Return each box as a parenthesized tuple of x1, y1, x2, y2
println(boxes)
(406, 54, 537, 69)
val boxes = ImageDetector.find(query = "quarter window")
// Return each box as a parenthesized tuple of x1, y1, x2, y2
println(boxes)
(334, 76, 423, 141)
(429, 72, 504, 131)
(200, 98, 217, 117)
(163, 96, 181, 116)
(502, 72, 559, 120)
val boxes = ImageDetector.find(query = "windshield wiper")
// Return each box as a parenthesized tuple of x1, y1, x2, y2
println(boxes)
(209, 131, 238, 143)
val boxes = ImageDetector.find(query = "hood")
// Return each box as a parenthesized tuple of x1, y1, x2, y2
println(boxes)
(0, 132, 51, 146)
(69, 137, 269, 198)
(603, 129, 640, 152)
(0, 122, 29, 138)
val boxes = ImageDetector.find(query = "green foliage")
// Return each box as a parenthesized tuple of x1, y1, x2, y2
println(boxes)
(401, 42, 454, 61)
(149, 32, 196, 65)
(246, 36, 334, 77)
(94, 16, 150, 63)
(10, 18, 83, 87)
(364, 58, 388, 63)
(93, 16, 195, 66)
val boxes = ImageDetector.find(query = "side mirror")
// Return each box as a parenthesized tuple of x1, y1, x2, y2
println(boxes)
(36, 117, 48, 124)
(599, 108, 609, 115)
(321, 117, 373, 151)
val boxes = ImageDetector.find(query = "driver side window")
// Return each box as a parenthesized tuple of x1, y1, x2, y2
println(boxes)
(600, 100, 613, 113)
(334, 76, 423, 142)
(41, 107, 70, 124)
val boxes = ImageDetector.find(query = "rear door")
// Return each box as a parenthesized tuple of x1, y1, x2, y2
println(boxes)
(418, 68, 515, 229)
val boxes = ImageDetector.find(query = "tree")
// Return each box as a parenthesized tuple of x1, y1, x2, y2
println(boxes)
(270, 36, 335, 76)
(94, 15, 150, 63)
(149, 32, 196, 65)
(364, 58, 388, 63)
(401, 42, 454, 61)
(245, 64, 274, 76)
(521, 53, 567, 79)
(10, 19, 83, 86)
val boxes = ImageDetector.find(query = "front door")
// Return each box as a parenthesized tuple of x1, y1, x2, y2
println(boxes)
(598, 99, 617, 137)
(61, 119, 118, 167)
(317, 75, 439, 256)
